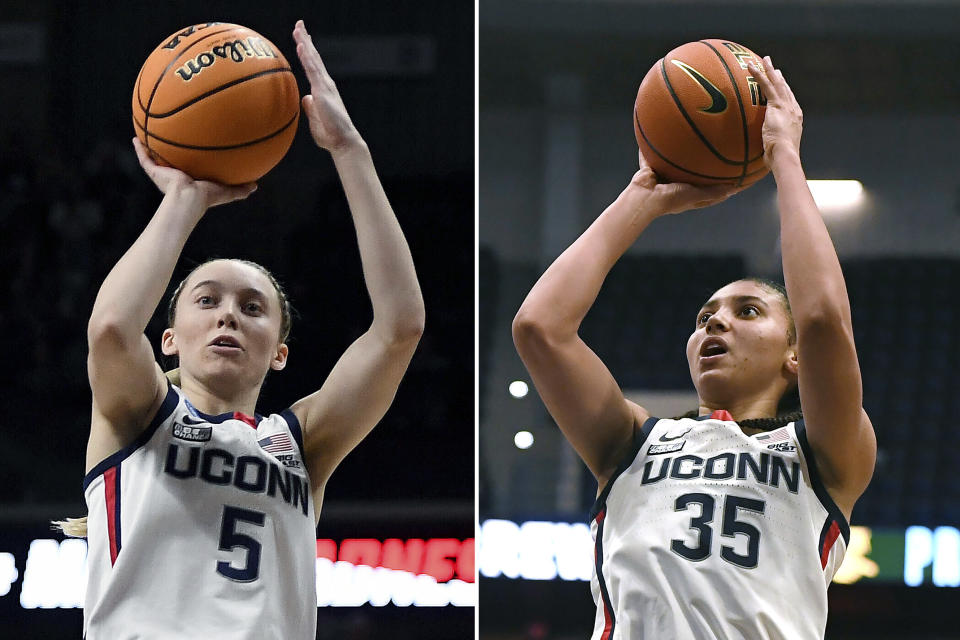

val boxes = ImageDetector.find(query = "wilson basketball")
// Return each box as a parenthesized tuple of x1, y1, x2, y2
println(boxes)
(634, 39, 768, 186)
(133, 23, 300, 185)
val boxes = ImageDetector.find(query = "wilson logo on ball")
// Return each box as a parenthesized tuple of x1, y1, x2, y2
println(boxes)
(176, 37, 279, 82)
(133, 23, 300, 184)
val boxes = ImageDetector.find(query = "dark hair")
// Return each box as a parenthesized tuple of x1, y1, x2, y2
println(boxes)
(167, 258, 293, 342)
(679, 277, 802, 431)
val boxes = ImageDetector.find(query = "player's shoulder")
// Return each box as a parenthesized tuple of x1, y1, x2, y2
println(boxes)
(85, 380, 181, 485)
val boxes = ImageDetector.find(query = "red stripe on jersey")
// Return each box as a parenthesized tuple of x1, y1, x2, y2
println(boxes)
(820, 520, 841, 569)
(710, 409, 734, 422)
(104, 466, 120, 565)
(233, 411, 257, 429)
(600, 591, 614, 640)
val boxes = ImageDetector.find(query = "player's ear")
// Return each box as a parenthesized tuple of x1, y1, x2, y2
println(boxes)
(270, 343, 288, 371)
(161, 329, 178, 356)
(784, 346, 798, 376)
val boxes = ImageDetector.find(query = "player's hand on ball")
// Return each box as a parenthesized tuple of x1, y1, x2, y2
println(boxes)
(132, 138, 257, 209)
(633, 149, 744, 216)
(293, 20, 363, 154)
(748, 57, 803, 167)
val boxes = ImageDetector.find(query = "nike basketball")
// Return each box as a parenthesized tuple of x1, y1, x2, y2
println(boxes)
(633, 39, 768, 186)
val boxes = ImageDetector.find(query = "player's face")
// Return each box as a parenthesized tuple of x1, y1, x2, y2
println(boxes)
(685, 280, 797, 407)
(162, 260, 287, 391)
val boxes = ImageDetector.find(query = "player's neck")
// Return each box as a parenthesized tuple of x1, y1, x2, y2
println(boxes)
(178, 375, 260, 417)
(698, 393, 778, 424)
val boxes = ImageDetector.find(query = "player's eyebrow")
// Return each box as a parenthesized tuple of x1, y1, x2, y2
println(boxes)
(190, 280, 268, 300)
(699, 295, 770, 313)
(190, 279, 220, 291)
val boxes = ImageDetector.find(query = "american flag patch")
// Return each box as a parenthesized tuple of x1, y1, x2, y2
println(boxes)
(258, 433, 293, 454)
(754, 427, 790, 443)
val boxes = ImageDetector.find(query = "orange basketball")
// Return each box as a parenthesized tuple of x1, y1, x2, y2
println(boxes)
(133, 23, 300, 185)
(634, 39, 768, 187)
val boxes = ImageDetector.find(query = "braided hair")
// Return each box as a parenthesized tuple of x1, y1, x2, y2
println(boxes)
(678, 278, 802, 432)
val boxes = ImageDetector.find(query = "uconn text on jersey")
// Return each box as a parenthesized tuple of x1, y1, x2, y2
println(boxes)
(164, 443, 310, 516)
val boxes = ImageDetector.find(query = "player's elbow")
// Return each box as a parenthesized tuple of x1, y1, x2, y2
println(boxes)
(380, 305, 425, 347)
(397, 311, 426, 345)
(794, 303, 853, 342)
(512, 306, 560, 354)
(87, 314, 138, 353)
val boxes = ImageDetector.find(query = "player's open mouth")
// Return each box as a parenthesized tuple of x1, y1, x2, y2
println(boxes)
(209, 335, 243, 351)
(699, 337, 727, 360)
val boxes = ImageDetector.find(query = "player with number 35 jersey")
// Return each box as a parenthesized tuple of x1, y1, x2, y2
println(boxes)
(514, 55, 875, 639)
(589, 414, 847, 638)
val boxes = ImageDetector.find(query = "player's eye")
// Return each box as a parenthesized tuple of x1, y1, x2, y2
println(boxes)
(244, 302, 263, 314)
(740, 305, 759, 318)
(697, 312, 711, 326)
(197, 295, 215, 306)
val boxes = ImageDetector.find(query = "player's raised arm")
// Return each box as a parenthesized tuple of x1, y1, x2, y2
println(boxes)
(513, 157, 740, 486)
(750, 57, 876, 513)
(86, 140, 256, 461)
(288, 20, 425, 493)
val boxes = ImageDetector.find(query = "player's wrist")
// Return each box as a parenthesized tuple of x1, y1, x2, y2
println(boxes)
(768, 145, 802, 174)
(162, 182, 211, 219)
(328, 134, 369, 161)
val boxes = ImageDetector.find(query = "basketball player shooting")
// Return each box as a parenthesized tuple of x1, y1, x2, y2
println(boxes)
(64, 19, 424, 638)
(513, 56, 876, 638)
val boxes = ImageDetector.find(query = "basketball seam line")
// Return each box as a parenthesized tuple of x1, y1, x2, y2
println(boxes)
(659, 57, 747, 169)
(142, 68, 295, 119)
(635, 111, 767, 181)
(133, 109, 299, 150)
(142, 25, 245, 152)
(699, 41, 764, 165)
(700, 40, 752, 186)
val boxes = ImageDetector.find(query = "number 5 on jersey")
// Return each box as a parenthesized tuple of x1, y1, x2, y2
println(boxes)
(217, 506, 266, 582)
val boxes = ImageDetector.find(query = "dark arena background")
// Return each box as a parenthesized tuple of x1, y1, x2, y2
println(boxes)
(479, 1, 960, 639)
(0, 1, 473, 638)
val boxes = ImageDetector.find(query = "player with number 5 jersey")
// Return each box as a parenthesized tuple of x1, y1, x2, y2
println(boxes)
(61, 20, 424, 639)
(513, 56, 876, 638)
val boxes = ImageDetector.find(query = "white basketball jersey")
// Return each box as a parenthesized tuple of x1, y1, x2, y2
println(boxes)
(590, 411, 848, 640)
(83, 383, 317, 639)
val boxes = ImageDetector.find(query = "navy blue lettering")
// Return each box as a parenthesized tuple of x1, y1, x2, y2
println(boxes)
(164, 444, 199, 478)
(267, 464, 292, 501)
(234, 456, 267, 493)
(771, 457, 800, 493)
(641, 458, 670, 485)
(671, 455, 704, 480)
(162, 442, 307, 517)
(737, 452, 769, 485)
(291, 475, 309, 516)
(704, 453, 735, 480)
(201, 449, 234, 485)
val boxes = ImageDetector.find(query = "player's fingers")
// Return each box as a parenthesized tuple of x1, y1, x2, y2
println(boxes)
(235, 182, 258, 199)
(638, 148, 651, 171)
(747, 61, 777, 102)
(777, 70, 800, 108)
(132, 137, 150, 166)
(206, 181, 258, 205)
(294, 23, 331, 91)
(765, 57, 791, 96)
